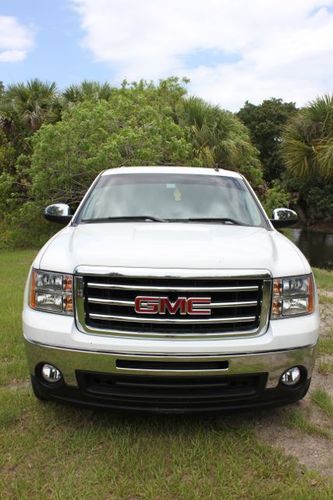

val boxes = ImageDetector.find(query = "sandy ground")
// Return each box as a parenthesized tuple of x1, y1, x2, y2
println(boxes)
(254, 300, 333, 477)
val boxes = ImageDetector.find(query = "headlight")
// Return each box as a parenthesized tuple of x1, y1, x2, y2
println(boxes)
(29, 269, 73, 315)
(271, 274, 314, 319)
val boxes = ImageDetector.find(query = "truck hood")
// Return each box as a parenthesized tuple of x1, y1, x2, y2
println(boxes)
(36, 223, 310, 277)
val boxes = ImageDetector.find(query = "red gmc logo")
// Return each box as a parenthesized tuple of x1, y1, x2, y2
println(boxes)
(135, 296, 212, 316)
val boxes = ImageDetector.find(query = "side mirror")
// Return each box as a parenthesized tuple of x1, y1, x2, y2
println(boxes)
(44, 203, 73, 224)
(270, 208, 298, 229)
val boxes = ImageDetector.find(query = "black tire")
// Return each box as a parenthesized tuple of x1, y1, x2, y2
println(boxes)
(30, 376, 48, 402)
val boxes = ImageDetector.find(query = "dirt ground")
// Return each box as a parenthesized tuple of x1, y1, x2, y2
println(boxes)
(254, 300, 333, 477)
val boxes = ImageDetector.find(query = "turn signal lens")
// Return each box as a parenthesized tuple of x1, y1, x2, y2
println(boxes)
(29, 269, 73, 315)
(272, 274, 314, 319)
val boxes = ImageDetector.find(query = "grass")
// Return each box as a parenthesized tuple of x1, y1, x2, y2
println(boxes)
(283, 408, 332, 440)
(317, 294, 333, 304)
(318, 336, 333, 355)
(313, 268, 333, 291)
(0, 249, 333, 498)
(0, 388, 332, 499)
(0, 249, 37, 385)
(317, 362, 333, 376)
(311, 389, 333, 418)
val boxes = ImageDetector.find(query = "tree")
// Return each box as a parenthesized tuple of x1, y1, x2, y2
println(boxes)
(238, 98, 297, 182)
(281, 95, 333, 179)
(29, 95, 194, 208)
(62, 80, 114, 104)
(0, 79, 60, 136)
(0, 77, 273, 247)
(181, 97, 263, 186)
(279, 95, 333, 223)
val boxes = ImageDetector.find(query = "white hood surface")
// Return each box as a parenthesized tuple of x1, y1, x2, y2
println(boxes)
(36, 223, 310, 277)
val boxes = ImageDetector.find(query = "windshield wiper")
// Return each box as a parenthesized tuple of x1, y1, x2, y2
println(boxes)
(81, 215, 166, 223)
(166, 217, 247, 225)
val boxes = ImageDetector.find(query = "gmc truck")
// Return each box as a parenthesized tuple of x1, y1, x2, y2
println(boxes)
(23, 166, 320, 413)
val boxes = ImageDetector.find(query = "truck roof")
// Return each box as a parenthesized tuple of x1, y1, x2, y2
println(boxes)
(101, 166, 243, 179)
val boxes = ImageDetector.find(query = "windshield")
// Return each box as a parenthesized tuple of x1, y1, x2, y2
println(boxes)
(78, 173, 266, 227)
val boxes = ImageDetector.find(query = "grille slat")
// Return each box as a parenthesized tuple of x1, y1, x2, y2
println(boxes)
(87, 297, 258, 308)
(75, 271, 271, 338)
(86, 282, 259, 292)
(89, 313, 257, 324)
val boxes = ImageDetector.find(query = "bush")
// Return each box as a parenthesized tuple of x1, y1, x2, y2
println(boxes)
(262, 181, 292, 217)
(0, 79, 264, 248)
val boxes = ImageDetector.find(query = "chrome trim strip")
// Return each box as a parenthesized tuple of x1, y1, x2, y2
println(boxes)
(89, 313, 256, 324)
(88, 298, 134, 307)
(24, 339, 316, 388)
(87, 282, 259, 292)
(210, 300, 258, 308)
(25, 338, 316, 357)
(76, 266, 271, 279)
(87, 297, 258, 308)
(72, 325, 260, 338)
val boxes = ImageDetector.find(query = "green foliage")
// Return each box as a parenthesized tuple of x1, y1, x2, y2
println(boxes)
(1, 76, 332, 247)
(262, 180, 292, 217)
(62, 80, 115, 104)
(238, 98, 297, 181)
(281, 174, 333, 223)
(0, 130, 16, 174)
(304, 185, 333, 220)
(181, 97, 263, 186)
(281, 95, 333, 179)
(29, 93, 194, 209)
(0, 79, 60, 136)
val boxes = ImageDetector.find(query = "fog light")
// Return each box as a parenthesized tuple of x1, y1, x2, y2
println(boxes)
(41, 364, 62, 383)
(281, 366, 301, 386)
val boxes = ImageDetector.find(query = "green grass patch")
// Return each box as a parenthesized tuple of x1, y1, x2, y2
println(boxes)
(317, 362, 333, 376)
(284, 408, 332, 439)
(318, 293, 333, 304)
(0, 387, 332, 499)
(311, 389, 333, 418)
(318, 336, 333, 355)
(0, 249, 37, 385)
(313, 268, 333, 291)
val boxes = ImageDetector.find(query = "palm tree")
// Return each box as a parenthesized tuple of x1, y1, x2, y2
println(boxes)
(181, 97, 260, 173)
(0, 79, 59, 133)
(62, 80, 113, 104)
(281, 95, 333, 179)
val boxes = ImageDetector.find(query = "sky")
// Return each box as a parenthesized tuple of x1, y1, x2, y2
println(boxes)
(1, 0, 333, 111)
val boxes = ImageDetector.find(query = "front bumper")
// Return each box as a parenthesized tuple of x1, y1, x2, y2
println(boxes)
(25, 340, 316, 413)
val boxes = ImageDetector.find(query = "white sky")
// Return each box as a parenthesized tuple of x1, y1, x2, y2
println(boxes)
(2, 1, 333, 110)
(71, 0, 333, 110)
(0, 16, 34, 62)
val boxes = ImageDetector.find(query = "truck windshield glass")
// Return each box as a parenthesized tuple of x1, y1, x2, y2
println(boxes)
(78, 173, 265, 227)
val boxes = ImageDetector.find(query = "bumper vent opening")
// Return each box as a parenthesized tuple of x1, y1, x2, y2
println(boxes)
(76, 371, 268, 408)
(116, 359, 229, 371)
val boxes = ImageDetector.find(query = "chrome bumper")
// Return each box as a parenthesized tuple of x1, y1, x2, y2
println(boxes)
(25, 340, 316, 389)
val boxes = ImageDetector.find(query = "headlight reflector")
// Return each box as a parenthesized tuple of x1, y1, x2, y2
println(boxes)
(30, 269, 73, 315)
(272, 275, 314, 319)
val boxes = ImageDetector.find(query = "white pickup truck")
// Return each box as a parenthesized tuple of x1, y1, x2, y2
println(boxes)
(23, 166, 320, 413)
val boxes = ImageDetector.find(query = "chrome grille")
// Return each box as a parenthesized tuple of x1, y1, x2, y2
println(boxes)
(74, 267, 272, 339)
